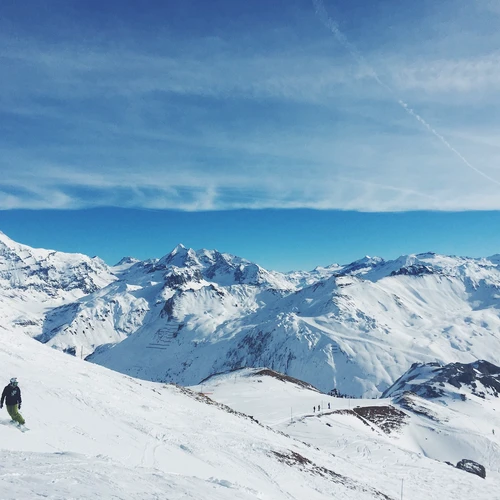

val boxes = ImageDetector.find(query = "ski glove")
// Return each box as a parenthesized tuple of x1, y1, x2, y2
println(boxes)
(18, 404, 21, 410)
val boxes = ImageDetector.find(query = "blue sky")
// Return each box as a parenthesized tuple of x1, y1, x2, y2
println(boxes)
(1, 1, 499, 269)
(1, 209, 500, 272)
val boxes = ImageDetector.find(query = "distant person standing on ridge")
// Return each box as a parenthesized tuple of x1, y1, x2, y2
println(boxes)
(313, 406, 316, 412)
(0, 378, 25, 425)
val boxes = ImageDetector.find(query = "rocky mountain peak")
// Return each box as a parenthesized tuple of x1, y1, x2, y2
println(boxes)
(341, 256, 385, 275)
(159, 244, 200, 268)
(114, 256, 140, 266)
(383, 360, 500, 400)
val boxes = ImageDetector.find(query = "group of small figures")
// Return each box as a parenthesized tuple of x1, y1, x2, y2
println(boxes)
(313, 402, 331, 412)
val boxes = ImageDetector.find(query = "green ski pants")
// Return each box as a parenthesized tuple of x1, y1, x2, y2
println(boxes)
(6, 404, 25, 425)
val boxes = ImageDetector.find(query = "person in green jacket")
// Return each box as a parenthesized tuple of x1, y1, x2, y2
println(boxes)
(0, 378, 25, 426)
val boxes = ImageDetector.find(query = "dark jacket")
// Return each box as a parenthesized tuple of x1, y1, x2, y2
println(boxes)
(1, 384, 22, 406)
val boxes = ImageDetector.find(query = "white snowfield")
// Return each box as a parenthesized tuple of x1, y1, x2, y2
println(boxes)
(0, 328, 496, 499)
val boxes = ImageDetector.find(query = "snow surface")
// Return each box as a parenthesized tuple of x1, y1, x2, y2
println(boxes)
(192, 368, 500, 497)
(0, 330, 496, 499)
(0, 230, 116, 344)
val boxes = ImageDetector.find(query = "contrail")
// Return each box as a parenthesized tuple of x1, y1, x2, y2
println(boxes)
(312, 0, 500, 187)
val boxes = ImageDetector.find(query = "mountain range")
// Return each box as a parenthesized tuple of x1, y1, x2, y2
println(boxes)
(1, 230, 500, 397)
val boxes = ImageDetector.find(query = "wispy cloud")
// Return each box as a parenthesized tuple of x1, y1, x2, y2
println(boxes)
(0, 43, 378, 106)
(390, 54, 500, 93)
(477, 0, 500, 15)
(1, 1, 500, 212)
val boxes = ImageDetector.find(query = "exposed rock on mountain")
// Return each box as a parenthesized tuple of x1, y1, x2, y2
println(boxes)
(455, 459, 486, 479)
(383, 360, 500, 400)
(87, 249, 500, 396)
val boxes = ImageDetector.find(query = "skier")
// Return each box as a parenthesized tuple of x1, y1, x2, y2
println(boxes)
(328, 402, 330, 410)
(0, 378, 25, 426)
(313, 406, 316, 412)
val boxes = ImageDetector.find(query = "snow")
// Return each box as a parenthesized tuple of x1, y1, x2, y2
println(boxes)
(3, 231, 500, 399)
(1, 229, 500, 498)
(87, 247, 500, 396)
(0, 231, 116, 345)
(0, 331, 497, 499)
(90, 263, 500, 397)
(192, 368, 500, 497)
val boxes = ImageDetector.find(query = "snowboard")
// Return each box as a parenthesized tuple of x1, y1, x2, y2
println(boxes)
(5, 420, 29, 432)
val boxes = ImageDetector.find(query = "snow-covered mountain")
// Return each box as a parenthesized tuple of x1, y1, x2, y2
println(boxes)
(0, 328, 496, 499)
(379, 360, 500, 479)
(383, 359, 500, 400)
(90, 248, 500, 397)
(0, 231, 116, 339)
(37, 243, 295, 358)
(1, 230, 500, 398)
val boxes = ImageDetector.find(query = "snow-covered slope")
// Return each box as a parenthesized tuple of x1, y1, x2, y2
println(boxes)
(0, 326, 421, 500)
(376, 360, 500, 473)
(0, 329, 496, 499)
(90, 250, 500, 397)
(191, 366, 500, 492)
(38, 243, 295, 358)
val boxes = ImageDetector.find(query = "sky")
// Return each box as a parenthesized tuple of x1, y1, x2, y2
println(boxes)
(1, 0, 500, 270)
(1, 208, 500, 272)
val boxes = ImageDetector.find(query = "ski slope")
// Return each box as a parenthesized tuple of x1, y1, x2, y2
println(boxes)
(0, 327, 415, 499)
(192, 368, 500, 498)
(0, 328, 495, 499)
